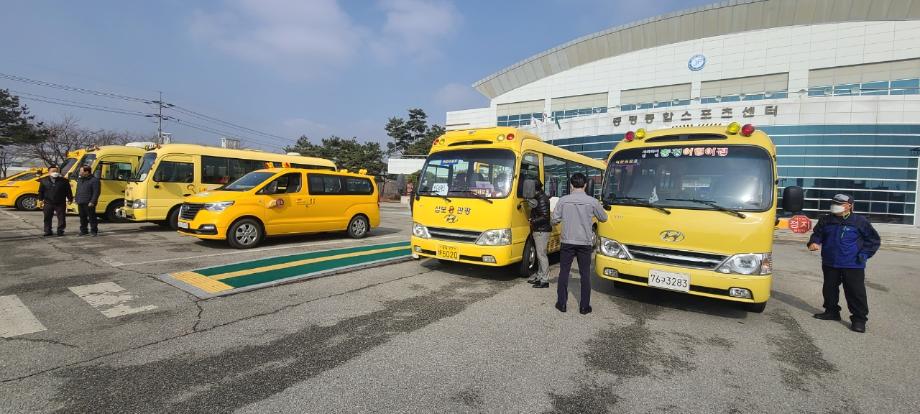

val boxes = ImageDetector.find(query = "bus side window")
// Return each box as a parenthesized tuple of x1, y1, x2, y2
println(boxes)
(517, 153, 540, 198)
(154, 161, 195, 183)
(544, 155, 568, 197)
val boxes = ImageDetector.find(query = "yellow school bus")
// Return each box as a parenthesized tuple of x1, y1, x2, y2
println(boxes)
(177, 168, 379, 248)
(595, 123, 803, 313)
(0, 150, 84, 210)
(411, 127, 606, 277)
(64, 145, 148, 220)
(121, 144, 337, 229)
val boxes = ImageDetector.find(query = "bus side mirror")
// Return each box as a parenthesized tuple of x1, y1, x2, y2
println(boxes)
(522, 179, 536, 199)
(782, 186, 804, 213)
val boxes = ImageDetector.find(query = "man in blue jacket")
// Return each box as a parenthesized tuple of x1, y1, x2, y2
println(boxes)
(807, 194, 881, 333)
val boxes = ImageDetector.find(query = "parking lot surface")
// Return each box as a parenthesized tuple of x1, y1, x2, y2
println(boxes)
(1, 205, 918, 413)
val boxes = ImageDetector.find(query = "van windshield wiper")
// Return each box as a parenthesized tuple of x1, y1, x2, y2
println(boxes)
(452, 190, 494, 204)
(609, 196, 671, 215)
(665, 198, 746, 218)
(416, 190, 451, 202)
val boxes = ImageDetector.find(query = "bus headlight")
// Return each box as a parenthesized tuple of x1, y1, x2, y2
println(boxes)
(131, 199, 147, 209)
(203, 201, 234, 212)
(598, 237, 630, 259)
(476, 229, 511, 246)
(716, 253, 772, 275)
(412, 222, 431, 239)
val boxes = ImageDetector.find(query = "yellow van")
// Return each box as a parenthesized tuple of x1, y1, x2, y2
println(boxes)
(177, 168, 380, 248)
(0, 168, 45, 186)
(65, 145, 147, 220)
(121, 144, 336, 229)
(0, 150, 84, 210)
(595, 123, 803, 312)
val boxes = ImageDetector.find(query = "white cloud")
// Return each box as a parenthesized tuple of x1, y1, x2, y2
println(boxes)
(370, 0, 461, 63)
(189, 0, 364, 78)
(434, 82, 486, 111)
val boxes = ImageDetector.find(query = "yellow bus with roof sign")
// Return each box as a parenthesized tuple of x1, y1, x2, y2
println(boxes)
(595, 122, 804, 313)
(64, 145, 148, 220)
(120, 144, 336, 229)
(411, 127, 606, 277)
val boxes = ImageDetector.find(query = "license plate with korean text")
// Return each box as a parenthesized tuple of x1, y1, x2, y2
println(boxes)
(647, 270, 690, 292)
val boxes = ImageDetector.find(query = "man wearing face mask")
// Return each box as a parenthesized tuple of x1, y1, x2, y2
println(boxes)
(37, 166, 74, 236)
(74, 165, 101, 236)
(807, 194, 881, 333)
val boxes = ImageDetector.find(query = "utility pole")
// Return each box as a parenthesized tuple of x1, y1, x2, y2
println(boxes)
(157, 91, 163, 143)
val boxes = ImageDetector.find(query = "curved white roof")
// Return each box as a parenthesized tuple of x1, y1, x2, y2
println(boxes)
(473, 0, 920, 99)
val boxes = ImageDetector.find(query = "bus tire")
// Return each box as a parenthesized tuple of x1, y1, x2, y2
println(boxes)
(518, 237, 538, 278)
(744, 302, 767, 313)
(104, 200, 125, 222)
(227, 218, 263, 249)
(15, 194, 40, 211)
(166, 206, 181, 230)
(347, 215, 369, 239)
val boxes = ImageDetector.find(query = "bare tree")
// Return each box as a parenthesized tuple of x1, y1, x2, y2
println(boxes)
(20, 116, 156, 166)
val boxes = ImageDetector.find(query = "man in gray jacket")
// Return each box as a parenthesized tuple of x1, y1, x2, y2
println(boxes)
(551, 173, 607, 314)
(74, 166, 101, 236)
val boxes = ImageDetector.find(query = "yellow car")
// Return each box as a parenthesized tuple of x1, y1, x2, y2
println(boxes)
(177, 168, 380, 248)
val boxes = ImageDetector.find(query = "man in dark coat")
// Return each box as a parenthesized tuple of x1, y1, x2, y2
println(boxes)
(808, 194, 881, 333)
(74, 165, 101, 236)
(37, 166, 74, 236)
(527, 179, 552, 288)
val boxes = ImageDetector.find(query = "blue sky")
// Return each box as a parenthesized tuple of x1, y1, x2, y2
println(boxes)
(1, 0, 713, 150)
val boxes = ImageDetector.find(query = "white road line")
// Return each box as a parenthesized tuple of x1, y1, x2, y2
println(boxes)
(69, 282, 157, 318)
(0, 295, 47, 338)
(104, 234, 405, 267)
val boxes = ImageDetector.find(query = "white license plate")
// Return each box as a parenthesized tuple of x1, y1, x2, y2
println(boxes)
(177, 221, 189, 229)
(648, 270, 690, 292)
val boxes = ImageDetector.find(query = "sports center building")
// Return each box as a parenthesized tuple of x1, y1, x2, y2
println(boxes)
(446, 0, 920, 225)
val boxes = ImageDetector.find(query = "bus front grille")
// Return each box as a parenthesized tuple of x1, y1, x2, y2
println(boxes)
(625, 245, 727, 270)
(179, 203, 204, 221)
(427, 227, 481, 243)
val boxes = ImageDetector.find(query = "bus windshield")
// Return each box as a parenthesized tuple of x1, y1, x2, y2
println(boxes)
(70, 154, 97, 178)
(224, 171, 275, 191)
(59, 158, 78, 175)
(134, 153, 157, 181)
(418, 149, 515, 199)
(603, 145, 774, 211)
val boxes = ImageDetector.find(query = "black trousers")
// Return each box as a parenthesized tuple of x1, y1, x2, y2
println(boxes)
(43, 203, 66, 234)
(557, 243, 593, 308)
(822, 266, 869, 322)
(78, 203, 98, 234)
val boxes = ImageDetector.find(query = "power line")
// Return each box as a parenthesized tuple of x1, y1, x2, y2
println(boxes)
(1, 72, 295, 149)
(12, 90, 149, 116)
(17, 95, 150, 118)
(165, 117, 286, 151)
(168, 104, 293, 142)
(0, 72, 150, 103)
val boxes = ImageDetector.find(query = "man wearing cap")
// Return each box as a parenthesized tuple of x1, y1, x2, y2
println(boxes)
(807, 194, 881, 333)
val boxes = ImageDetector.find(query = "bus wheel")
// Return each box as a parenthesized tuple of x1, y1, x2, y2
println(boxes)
(228, 218, 263, 249)
(518, 237, 538, 278)
(744, 302, 767, 313)
(105, 200, 125, 222)
(15, 194, 39, 211)
(166, 207, 181, 230)
(347, 215, 369, 239)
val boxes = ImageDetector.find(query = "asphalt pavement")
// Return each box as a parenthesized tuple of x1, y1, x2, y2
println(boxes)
(0, 204, 918, 413)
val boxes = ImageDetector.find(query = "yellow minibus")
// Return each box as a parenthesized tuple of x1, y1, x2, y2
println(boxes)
(177, 168, 380, 248)
(595, 123, 803, 312)
(65, 145, 148, 220)
(121, 144, 336, 229)
(410, 127, 606, 277)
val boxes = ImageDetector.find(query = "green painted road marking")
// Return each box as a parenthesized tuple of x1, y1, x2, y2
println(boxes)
(161, 240, 412, 298)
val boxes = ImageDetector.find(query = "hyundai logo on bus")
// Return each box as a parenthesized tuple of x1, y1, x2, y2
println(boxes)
(659, 230, 685, 242)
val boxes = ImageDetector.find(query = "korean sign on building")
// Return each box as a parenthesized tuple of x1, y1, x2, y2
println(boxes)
(612, 105, 779, 127)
